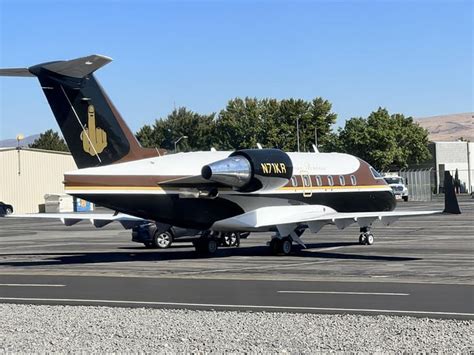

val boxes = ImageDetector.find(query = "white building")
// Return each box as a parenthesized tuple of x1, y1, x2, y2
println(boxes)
(431, 141, 473, 194)
(0, 147, 77, 213)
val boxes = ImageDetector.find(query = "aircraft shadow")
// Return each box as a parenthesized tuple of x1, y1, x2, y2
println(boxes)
(0, 241, 420, 266)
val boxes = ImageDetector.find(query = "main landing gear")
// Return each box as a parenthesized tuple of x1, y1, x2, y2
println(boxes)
(269, 228, 305, 256)
(193, 231, 243, 255)
(193, 231, 220, 255)
(269, 237, 293, 256)
(359, 227, 374, 245)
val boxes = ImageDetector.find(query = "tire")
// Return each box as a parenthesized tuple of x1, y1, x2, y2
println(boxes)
(366, 233, 374, 245)
(269, 238, 280, 255)
(402, 196, 408, 202)
(153, 231, 173, 249)
(279, 237, 292, 255)
(4, 207, 12, 215)
(195, 238, 218, 255)
(359, 234, 366, 245)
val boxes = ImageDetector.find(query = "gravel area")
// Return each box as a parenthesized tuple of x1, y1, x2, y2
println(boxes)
(0, 304, 472, 353)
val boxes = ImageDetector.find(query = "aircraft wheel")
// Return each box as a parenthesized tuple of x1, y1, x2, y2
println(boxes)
(269, 238, 280, 255)
(194, 238, 219, 255)
(366, 233, 374, 245)
(279, 237, 292, 255)
(359, 233, 367, 245)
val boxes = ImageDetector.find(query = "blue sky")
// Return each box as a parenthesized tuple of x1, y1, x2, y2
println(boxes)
(0, 0, 472, 140)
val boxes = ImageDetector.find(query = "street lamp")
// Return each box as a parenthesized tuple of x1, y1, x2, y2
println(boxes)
(296, 117, 300, 152)
(174, 135, 188, 152)
(16, 134, 24, 176)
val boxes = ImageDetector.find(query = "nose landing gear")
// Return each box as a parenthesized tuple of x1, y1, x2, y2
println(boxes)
(359, 227, 374, 245)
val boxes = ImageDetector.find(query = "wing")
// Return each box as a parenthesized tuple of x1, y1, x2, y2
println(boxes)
(211, 204, 442, 233)
(213, 171, 461, 234)
(5, 212, 145, 229)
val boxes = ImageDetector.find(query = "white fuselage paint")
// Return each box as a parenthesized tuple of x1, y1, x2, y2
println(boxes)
(63, 151, 393, 221)
(65, 151, 361, 179)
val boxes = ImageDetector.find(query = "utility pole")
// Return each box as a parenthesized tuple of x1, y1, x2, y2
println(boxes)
(296, 116, 300, 152)
(16, 134, 24, 176)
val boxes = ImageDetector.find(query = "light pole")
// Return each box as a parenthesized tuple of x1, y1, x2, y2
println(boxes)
(16, 134, 24, 176)
(296, 117, 300, 152)
(174, 135, 188, 152)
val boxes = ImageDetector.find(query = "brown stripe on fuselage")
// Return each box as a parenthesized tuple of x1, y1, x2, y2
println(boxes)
(64, 158, 387, 190)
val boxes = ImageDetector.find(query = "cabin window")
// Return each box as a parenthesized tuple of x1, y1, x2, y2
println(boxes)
(370, 167, 383, 179)
(291, 176, 298, 187)
(339, 175, 345, 186)
(350, 175, 357, 185)
(303, 175, 311, 187)
(315, 175, 322, 186)
(327, 175, 334, 186)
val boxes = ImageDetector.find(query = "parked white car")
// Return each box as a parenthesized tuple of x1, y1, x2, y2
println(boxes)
(384, 176, 409, 201)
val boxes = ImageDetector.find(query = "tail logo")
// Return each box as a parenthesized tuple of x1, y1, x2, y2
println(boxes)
(80, 105, 108, 156)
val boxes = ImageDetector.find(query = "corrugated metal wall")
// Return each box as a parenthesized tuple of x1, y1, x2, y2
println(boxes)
(0, 148, 77, 213)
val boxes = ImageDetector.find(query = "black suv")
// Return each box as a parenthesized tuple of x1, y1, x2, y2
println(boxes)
(0, 202, 13, 216)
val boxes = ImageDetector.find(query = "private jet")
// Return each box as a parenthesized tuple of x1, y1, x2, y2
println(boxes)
(0, 55, 460, 255)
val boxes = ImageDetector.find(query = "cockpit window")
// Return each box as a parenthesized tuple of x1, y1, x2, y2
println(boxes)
(370, 167, 383, 179)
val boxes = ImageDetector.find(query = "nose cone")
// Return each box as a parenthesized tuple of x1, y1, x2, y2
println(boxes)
(201, 156, 252, 188)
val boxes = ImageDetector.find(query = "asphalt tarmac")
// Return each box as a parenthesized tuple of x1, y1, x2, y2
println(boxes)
(0, 196, 473, 319)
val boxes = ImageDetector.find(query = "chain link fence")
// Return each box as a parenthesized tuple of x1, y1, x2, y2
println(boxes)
(399, 169, 433, 201)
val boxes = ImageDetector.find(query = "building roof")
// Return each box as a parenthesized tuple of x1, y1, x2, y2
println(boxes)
(0, 147, 72, 155)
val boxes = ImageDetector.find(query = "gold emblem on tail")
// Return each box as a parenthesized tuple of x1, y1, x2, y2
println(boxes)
(80, 105, 107, 156)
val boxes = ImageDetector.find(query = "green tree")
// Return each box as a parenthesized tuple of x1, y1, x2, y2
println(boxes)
(136, 107, 216, 151)
(29, 129, 69, 152)
(215, 97, 337, 151)
(335, 108, 430, 170)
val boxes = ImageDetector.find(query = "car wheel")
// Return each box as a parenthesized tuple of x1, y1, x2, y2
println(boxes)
(4, 207, 12, 215)
(154, 231, 173, 249)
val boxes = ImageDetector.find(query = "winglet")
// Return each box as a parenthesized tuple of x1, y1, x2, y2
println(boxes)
(443, 171, 461, 214)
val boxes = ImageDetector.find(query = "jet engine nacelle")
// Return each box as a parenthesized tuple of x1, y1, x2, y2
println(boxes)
(201, 149, 293, 192)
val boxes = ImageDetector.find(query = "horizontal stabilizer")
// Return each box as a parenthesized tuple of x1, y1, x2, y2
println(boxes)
(39, 54, 112, 78)
(5, 212, 145, 229)
(0, 54, 112, 79)
(0, 68, 35, 77)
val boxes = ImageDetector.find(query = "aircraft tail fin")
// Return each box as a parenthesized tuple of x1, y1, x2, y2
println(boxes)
(0, 54, 161, 168)
(443, 171, 461, 214)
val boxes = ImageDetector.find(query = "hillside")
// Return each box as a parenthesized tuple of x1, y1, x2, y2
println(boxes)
(415, 112, 473, 142)
(0, 134, 40, 148)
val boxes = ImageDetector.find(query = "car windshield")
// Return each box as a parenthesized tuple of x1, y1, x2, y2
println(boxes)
(384, 177, 402, 184)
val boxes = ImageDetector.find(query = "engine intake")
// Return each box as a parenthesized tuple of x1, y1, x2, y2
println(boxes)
(201, 149, 293, 192)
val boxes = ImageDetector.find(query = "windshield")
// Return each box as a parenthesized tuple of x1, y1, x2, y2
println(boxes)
(384, 177, 403, 184)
